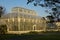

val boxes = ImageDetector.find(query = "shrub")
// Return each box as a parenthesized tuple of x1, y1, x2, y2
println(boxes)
(0, 24, 7, 34)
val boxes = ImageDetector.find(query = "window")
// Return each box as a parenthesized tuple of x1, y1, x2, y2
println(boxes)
(28, 11, 30, 13)
(19, 9, 22, 12)
(24, 10, 26, 13)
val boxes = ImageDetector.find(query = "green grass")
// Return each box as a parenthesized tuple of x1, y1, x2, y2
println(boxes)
(0, 31, 60, 40)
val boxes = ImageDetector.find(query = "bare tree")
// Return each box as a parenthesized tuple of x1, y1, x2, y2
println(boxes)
(27, 0, 60, 22)
(0, 6, 5, 17)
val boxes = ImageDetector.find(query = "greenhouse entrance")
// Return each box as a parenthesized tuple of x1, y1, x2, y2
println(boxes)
(33, 25, 36, 31)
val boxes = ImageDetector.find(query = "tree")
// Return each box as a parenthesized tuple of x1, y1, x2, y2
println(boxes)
(0, 6, 6, 34)
(0, 6, 5, 17)
(27, 0, 60, 22)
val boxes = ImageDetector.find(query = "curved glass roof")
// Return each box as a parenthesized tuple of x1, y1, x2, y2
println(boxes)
(1, 13, 42, 20)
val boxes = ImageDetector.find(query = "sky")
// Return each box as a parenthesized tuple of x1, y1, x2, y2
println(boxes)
(0, 0, 49, 17)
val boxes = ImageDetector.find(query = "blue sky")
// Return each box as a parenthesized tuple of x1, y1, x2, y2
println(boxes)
(0, 0, 49, 17)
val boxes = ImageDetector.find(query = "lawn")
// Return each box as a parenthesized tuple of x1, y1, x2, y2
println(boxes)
(0, 31, 60, 40)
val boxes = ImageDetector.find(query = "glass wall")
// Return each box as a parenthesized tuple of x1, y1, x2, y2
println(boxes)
(9, 18, 18, 31)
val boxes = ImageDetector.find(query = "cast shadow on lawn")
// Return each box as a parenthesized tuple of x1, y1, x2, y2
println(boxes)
(0, 31, 60, 40)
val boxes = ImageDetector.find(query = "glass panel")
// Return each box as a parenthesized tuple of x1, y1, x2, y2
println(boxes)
(9, 18, 18, 31)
